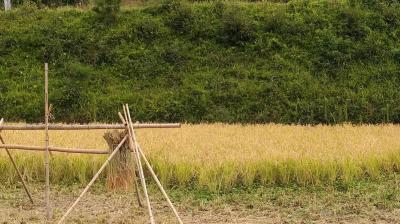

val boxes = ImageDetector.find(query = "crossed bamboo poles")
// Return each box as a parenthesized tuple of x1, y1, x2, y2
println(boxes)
(0, 118, 33, 203)
(0, 64, 183, 223)
(57, 105, 184, 224)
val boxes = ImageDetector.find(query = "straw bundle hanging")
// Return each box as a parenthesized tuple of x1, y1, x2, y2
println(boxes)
(104, 130, 134, 191)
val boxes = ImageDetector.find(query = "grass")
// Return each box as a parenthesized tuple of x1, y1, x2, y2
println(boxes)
(2, 2, 400, 124)
(1, 124, 400, 191)
(1, 174, 400, 223)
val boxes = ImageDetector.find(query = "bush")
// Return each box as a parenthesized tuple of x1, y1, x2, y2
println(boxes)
(134, 17, 165, 41)
(93, 0, 121, 25)
(337, 7, 368, 40)
(164, 0, 195, 35)
(218, 5, 255, 46)
(52, 62, 95, 122)
(1, 1, 400, 124)
(17, 0, 38, 12)
(393, 48, 400, 63)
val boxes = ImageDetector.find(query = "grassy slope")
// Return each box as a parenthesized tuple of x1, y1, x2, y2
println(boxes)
(0, 1, 400, 124)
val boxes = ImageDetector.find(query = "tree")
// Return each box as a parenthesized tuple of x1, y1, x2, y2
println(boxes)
(4, 0, 11, 11)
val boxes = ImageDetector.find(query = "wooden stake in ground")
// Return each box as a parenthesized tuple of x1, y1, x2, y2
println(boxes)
(123, 105, 155, 224)
(0, 119, 34, 203)
(125, 105, 184, 224)
(44, 63, 52, 220)
(118, 112, 143, 207)
(57, 135, 128, 224)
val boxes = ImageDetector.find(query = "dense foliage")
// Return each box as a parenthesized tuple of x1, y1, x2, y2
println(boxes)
(0, 0, 400, 124)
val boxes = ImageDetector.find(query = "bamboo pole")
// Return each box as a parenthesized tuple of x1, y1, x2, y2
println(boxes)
(0, 144, 110, 154)
(44, 63, 51, 220)
(4, 0, 11, 11)
(0, 119, 34, 203)
(0, 123, 181, 130)
(118, 112, 143, 207)
(125, 106, 183, 224)
(124, 106, 144, 186)
(124, 106, 144, 184)
(124, 105, 155, 224)
(120, 110, 143, 182)
(57, 135, 128, 224)
(136, 144, 184, 224)
(118, 112, 126, 125)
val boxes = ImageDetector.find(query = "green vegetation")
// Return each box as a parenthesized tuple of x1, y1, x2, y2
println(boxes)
(171, 174, 400, 212)
(2, 174, 400, 223)
(0, 0, 400, 124)
(93, 0, 121, 24)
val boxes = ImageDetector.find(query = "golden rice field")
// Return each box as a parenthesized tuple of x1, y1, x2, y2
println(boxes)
(1, 124, 400, 191)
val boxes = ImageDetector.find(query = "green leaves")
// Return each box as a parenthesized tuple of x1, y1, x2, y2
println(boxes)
(1, 1, 400, 124)
(93, 0, 121, 25)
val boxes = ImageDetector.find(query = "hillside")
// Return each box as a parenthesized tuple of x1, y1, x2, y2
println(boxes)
(0, 0, 399, 123)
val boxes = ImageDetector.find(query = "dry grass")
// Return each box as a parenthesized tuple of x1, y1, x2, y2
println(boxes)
(1, 124, 400, 191)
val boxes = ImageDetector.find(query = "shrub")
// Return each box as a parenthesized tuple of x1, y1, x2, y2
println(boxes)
(218, 5, 255, 46)
(393, 48, 400, 63)
(134, 17, 165, 41)
(164, 1, 195, 35)
(1, 2, 400, 124)
(17, 0, 38, 12)
(52, 62, 95, 122)
(337, 7, 368, 40)
(93, 0, 121, 25)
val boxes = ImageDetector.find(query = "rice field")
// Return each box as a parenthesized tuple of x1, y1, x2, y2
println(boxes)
(1, 124, 400, 191)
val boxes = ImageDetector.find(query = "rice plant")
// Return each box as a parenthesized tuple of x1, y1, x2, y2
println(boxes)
(1, 124, 400, 191)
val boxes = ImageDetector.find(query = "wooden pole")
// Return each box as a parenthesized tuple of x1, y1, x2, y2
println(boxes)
(126, 105, 183, 224)
(124, 106, 144, 184)
(0, 144, 110, 154)
(0, 123, 181, 131)
(119, 111, 143, 181)
(118, 112, 126, 125)
(4, 0, 11, 11)
(123, 105, 155, 224)
(44, 63, 51, 220)
(57, 135, 128, 224)
(118, 112, 143, 207)
(0, 119, 34, 204)
(136, 144, 184, 224)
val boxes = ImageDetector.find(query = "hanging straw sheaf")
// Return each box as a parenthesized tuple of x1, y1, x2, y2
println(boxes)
(104, 130, 134, 191)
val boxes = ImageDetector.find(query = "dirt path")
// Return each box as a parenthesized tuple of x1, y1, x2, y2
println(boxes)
(1, 182, 400, 224)
(0, 185, 269, 224)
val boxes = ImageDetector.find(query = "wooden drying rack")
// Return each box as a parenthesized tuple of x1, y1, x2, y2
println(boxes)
(0, 63, 183, 224)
